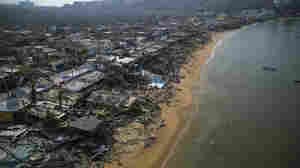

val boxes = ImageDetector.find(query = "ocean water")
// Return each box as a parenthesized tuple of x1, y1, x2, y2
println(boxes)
(165, 18, 300, 168)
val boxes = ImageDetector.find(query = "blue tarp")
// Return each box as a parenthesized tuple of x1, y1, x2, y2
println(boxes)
(0, 88, 29, 112)
(149, 75, 165, 89)
(104, 48, 112, 56)
(55, 63, 65, 73)
(88, 48, 97, 57)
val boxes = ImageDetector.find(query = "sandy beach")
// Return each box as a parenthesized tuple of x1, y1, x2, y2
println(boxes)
(105, 31, 229, 168)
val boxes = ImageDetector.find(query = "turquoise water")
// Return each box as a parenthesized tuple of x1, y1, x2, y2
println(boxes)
(165, 18, 300, 168)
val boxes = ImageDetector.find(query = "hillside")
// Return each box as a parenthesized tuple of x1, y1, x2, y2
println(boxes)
(1, 0, 300, 25)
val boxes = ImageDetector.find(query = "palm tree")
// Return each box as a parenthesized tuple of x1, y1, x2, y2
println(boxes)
(58, 86, 63, 109)
(30, 81, 36, 105)
(1, 75, 10, 96)
(53, 83, 72, 110)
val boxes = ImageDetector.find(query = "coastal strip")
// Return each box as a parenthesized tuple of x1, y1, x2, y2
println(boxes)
(158, 32, 233, 168)
(105, 17, 283, 168)
(112, 31, 231, 168)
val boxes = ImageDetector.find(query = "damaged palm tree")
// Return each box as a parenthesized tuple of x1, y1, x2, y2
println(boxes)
(30, 81, 37, 105)
(58, 87, 63, 110)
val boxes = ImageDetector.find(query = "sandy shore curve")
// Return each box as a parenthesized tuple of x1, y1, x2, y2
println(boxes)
(105, 31, 231, 168)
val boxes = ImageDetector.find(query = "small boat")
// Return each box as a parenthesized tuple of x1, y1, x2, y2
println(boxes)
(294, 80, 300, 84)
(262, 66, 278, 72)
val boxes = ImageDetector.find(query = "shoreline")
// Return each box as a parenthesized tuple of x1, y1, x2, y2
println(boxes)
(159, 31, 236, 168)
(156, 32, 231, 168)
(106, 31, 231, 168)
(150, 16, 299, 168)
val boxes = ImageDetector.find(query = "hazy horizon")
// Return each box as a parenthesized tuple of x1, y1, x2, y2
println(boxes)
(0, 0, 103, 7)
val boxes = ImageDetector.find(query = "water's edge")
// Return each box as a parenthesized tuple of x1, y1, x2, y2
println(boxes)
(160, 31, 234, 168)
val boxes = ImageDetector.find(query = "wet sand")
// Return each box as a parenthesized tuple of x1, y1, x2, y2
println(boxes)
(105, 32, 228, 168)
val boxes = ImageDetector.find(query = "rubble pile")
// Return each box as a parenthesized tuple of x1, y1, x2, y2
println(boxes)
(0, 124, 110, 168)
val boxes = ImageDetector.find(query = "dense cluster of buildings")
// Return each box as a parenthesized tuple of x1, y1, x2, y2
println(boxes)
(0, 14, 194, 116)
(63, 0, 127, 8)
(0, 11, 211, 167)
